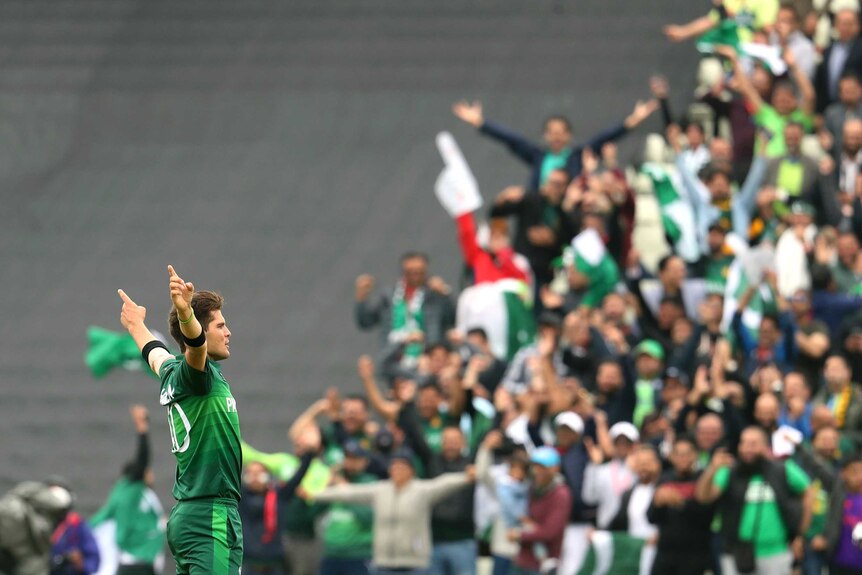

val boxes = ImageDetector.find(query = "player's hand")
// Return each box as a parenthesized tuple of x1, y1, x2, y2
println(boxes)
(118, 289, 146, 330)
(167, 265, 194, 316)
(130, 404, 149, 433)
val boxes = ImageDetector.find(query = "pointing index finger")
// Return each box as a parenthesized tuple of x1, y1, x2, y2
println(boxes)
(118, 289, 136, 306)
(167, 264, 179, 278)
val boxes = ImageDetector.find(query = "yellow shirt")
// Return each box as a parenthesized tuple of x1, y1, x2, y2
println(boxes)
(710, 0, 779, 43)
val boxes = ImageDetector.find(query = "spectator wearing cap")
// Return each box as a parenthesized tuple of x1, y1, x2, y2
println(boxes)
(314, 441, 378, 575)
(630, 340, 664, 429)
(508, 447, 572, 575)
(313, 448, 475, 575)
(581, 421, 639, 529)
(501, 312, 568, 397)
(764, 122, 841, 227)
(552, 411, 597, 575)
(354, 252, 456, 362)
(813, 355, 862, 449)
(648, 435, 716, 575)
(607, 445, 662, 575)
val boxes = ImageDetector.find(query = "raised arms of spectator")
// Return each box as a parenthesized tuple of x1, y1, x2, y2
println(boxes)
(354, 274, 385, 330)
(784, 49, 816, 117)
(288, 398, 329, 443)
(650, 76, 674, 129)
(717, 46, 765, 115)
(279, 450, 315, 502)
(456, 211, 482, 268)
(664, 15, 718, 43)
(397, 391, 437, 476)
(423, 471, 475, 504)
(732, 154, 768, 238)
(453, 100, 544, 164)
(731, 285, 759, 356)
(489, 186, 527, 218)
(475, 431, 504, 492)
(125, 405, 150, 482)
(358, 354, 400, 422)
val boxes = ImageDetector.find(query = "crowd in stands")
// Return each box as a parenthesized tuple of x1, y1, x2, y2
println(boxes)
(11, 2, 862, 575)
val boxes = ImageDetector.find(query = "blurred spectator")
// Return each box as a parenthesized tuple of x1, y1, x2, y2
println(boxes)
(582, 421, 638, 529)
(608, 445, 662, 575)
(825, 453, 862, 574)
(313, 450, 475, 575)
(89, 406, 165, 575)
(814, 8, 862, 114)
(451, 100, 658, 189)
(821, 73, 862, 162)
(665, 1, 779, 45)
(355, 252, 456, 363)
(648, 435, 716, 575)
(771, 4, 817, 79)
(48, 478, 100, 575)
(509, 447, 572, 575)
(813, 355, 862, 448)
(696, 427, 811, 575)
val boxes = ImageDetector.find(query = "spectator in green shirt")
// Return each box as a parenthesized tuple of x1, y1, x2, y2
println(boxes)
(718, 44, 816, 158)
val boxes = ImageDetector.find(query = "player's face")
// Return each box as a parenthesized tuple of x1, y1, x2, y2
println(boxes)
(205, 310, 231, 360)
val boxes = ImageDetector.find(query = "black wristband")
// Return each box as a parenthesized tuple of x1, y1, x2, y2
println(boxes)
(141, 340, 169, 363)
(182, 330, 207, 348)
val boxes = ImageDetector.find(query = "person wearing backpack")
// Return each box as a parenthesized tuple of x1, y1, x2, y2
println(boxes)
(695, 426, 813, 575)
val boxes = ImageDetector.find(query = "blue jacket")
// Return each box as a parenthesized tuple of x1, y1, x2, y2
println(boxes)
(812, 291, 862, 338)
(732, 310, 797, 377)
(50, 512, 100, 575)
(478, 119, 628, 190)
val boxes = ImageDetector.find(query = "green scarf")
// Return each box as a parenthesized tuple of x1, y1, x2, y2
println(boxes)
(391, 281, 425, 362)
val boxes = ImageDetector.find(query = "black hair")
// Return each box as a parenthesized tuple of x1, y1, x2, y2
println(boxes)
(419, 379, 443, 395)
(840, 71, 862, 85)
(810, 264, 833, 291)
(760, 313, 780, 330)
(657, 254, 680, 273)
(400, 251, 429, 264)
(343, 394, 370, 409)
(466, 327, 489, 342)
(841, 452, 862, 469)
(673, 434, 697, 450)
(543, 115, 573, 132)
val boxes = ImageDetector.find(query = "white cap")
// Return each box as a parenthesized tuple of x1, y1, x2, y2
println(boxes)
(554, 412, 584, 435)
(609, 422, 640, 443)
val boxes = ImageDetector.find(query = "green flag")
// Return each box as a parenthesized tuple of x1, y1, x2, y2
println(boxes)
(577, 531, 646, 575)
(85, 326, 154, 378)
(242, 441, 332, 495)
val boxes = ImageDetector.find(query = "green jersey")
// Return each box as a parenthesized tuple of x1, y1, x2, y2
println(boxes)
(91, 478, 165, 563)
(713, 460, 810, 558)
(159, 356, 242, 502)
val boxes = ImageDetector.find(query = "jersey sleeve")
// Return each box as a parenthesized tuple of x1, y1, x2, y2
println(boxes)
(158, 356, 213, 402)
(784, 459, 811, 494)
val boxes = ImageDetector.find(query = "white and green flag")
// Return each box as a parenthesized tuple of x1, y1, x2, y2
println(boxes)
(576, 531, 647, 575)
(641, 163, 701, 263)
(457, 278, 535, 361)
(561, 228, 621, 308)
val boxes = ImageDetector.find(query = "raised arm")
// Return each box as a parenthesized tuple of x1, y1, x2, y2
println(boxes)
(455, 212, 482, 268)
(784, 49, 815, 117)
(453, 100, 544, 164)
(314, 481, 379, 505)
(125, 405, 150, 482)
(717, 45, 765, 114)
(664, 15, 718, 43)
(117, 289, 172, 376)
(695, 450, 733, 504)
(358, 354, 400, 422)
(423, 471, 474, 504)
(288, 398, 330, 442)
(167, 265, 207, 372)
